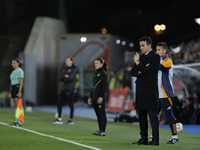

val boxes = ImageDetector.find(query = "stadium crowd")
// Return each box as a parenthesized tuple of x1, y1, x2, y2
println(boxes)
(169, 37, 200, 64)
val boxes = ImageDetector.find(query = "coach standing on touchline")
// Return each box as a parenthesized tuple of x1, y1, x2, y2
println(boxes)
(130, 36, 160, 146)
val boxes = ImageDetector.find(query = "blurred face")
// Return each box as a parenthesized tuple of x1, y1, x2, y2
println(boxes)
(140, 41, 151, 54)
(95, 60, 103, 69)
(65, 58, 73, 67)
(12, 60, 19, 69)
(186, 99, 190, 105)
(156, 46, 166, 57)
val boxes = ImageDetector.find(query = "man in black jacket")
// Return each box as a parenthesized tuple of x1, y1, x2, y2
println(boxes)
(52, 56, 78, 125)
(131, 36, 160, 145)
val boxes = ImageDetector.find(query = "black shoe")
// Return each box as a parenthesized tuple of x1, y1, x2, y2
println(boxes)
(98, 132, 105, 136)
(166, 138, 179, 144)
(15, 123, 22, 127)
(149, 139, 159, 146)
(92, 131, 101, 135)
(132, 138, 148, 145)
(67, 120, 74, 125)
(10, 122, 17, 126)
(51, 119, 63, 124)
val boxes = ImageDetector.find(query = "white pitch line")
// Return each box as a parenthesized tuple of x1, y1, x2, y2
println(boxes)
(0, 122, 101, 150)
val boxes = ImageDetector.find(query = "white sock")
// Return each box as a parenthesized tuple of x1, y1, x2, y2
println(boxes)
(172, 135, 178, 139)
(58, 117, 62, 121)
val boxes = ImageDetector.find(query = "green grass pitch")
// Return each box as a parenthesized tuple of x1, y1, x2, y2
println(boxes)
(0, 108, 200, 150)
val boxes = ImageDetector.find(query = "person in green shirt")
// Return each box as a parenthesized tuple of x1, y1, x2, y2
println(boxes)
(8, 58, 24, 126)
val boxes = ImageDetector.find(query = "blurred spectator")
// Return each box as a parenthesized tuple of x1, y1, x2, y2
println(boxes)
(190, 88, 200, 124)
(108, 70, 121, 90)
(179, 97, 194, 124)
(121, 65, 132, 90)
(187, 77, 198, 95)
(172, 96, 183, 122)
(169, 37, 200, 64)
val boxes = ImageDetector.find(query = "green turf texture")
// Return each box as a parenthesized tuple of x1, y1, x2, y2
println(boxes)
(0, 108, 199, 150)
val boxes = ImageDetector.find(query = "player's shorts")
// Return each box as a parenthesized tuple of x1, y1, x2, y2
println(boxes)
(11, 84, 20, 98)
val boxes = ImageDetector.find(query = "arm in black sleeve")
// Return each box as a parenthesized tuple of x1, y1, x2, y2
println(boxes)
(137, 54, 160, 75)
(57, 71, 65, 81)
(90, 88, 93, 98)
(130, 64, 139, 77)
(63, 68, 78, 82)
(100, 72, 107, 98)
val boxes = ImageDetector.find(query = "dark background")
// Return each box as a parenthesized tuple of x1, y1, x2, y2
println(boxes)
(1, 0, 200, 49)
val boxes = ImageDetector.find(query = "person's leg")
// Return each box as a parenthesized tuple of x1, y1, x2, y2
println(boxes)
(161, 98, 177, 137)
(92, 100, 101, 131)
(52, 91, 65, 124)
(149, 100, 162, 141)
(97, 99, 107, 132)
(65, 92, 74, 120)
(57, 90, 65, 118)
(138, 110, 148, 140)
(148, 109, 159, 144)
(12, 98, 18, 124)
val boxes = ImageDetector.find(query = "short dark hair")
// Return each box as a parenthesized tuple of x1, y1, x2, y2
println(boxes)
(157, 42, 168, 51)
(139, 36, 152, 47)
(186, 97, 194, 102)
(66, 56, 73, 61)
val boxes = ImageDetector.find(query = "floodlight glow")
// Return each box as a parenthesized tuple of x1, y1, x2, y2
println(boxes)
(160, 24, 166, 30)
(154, 24, 160, 31)
(129, 43, 134, 47)
(116, 39, 121, 44)
(195, 18, 200, 25)
(80, 37, 87, 42)
(122, 41, 126, 45)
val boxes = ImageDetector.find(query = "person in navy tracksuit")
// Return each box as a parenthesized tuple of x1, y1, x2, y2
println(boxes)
(156, 42, 179, 144)
(88, 58, 107, 136)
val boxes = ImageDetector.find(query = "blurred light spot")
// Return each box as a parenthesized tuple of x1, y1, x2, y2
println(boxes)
(116, 39, 120, 44)
(122, 41, 126, 45)
(129, 43, 134, 47)
(154, 24, 160, 31)
(137, 9, 143, 15)
(101, 28, 107, 34)
(160, 24, 166, 31)
(80, 37, 87, 42)
(195, 18, 200, 25)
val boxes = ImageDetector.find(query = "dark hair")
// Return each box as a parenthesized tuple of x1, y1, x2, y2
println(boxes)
(12, 58, 22, 67)
(156, 42, 168, 52)
(66, 56, 73, 61)
(96, 58, 107, 72)
(139, 36, 152, 47)
(186, 97, 194, 102)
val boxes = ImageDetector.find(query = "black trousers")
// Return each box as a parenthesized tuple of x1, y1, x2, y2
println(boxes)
(57, 90, 74, 119)
(92, 97, 107, 132)
(138, 109, 159, 141)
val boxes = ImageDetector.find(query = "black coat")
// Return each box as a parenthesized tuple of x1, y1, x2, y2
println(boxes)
(130, 50, 160, 110)
(57, 64, 78, 93)
(90, 67, 107, 98)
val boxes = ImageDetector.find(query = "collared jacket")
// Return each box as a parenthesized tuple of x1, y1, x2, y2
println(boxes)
(90, 67, 107, 98)
(158, 54, 174, 98)
(130, 50, 160, 110)
(57, 64, 78, 93)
